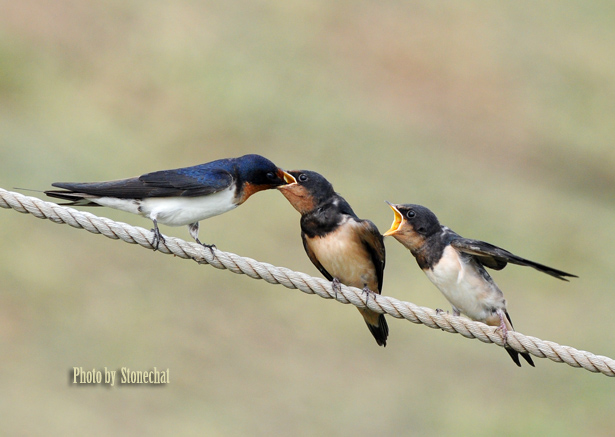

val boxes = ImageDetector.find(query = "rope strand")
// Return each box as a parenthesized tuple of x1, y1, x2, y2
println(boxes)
(2, 187, 613, 377)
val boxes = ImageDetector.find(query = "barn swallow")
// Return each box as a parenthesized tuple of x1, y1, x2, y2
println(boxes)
(278, 170, 388, 346)
(384, 202, 577, 366)
(45, 154, 294, 249)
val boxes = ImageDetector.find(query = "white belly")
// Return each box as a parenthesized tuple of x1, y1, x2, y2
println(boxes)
(92, 187, 237, 226)
(424, 245, 505, 322)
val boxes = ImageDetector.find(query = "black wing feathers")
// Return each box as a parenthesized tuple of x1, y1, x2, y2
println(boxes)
(356, 219, 386, 293)
(451, 238, 577, 281)
(47, 168, 234, 199)
(138, 168, 233, 197)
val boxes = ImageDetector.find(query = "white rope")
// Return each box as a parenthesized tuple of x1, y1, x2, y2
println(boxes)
(2, 187, 614, 377)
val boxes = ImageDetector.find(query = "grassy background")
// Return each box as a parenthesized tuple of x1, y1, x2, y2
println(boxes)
(1, 1, 615, 435)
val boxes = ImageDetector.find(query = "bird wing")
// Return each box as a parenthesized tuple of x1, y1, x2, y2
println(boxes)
(451, 238, 577, 281)
(49, 178, 159, 200)
(138, 167, 234, 197)
(49, 167, 234, 199)
(355, 219, 386, 293)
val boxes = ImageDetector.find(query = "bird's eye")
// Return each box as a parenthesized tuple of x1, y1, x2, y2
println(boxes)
(298, 174, 308, 182)
(266, 172, 275, 180)
(406, 210, 416, 218)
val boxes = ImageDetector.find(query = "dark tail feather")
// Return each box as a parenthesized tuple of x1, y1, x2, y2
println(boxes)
(366, 314, 389, 347)
(524, 261, 578, 281)
(506, 347, 535, 367)
(504, 311, 535, 367)
(13, 187, 45, 194)
(521, 352, 535, 366)
(44, 190, 101, 206)
(506, 255, 578, 281)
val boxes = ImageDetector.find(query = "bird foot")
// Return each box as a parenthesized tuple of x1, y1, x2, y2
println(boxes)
(150, 228, 166, 251)
(435, 308, 448, 315)
(195, 238, 216, 252)
(331, 278, 342, 299)
(495, 311, 509, 343)
(190, 223, 216, 252)
(362, 286, 376, 306)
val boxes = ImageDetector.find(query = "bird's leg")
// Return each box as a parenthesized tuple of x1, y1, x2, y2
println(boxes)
(495, 309, 509, 343)
(362, 286, 376, 306)
(150, 219, 165, 251)
(188, 222, 199, 242)
(188, 222, 216, 251)
(435, 306, 459, 315)
(331, 278, 342, 299)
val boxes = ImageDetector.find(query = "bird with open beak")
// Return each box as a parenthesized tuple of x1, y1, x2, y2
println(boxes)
(278, 170, 389, 346)
(384, 202, 577, 366)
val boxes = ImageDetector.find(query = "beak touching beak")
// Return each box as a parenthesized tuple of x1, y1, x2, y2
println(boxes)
(280, 170, 297, 185)
(383, 201, 402, 237)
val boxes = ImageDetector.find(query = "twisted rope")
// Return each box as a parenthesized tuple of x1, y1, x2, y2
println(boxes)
(2, 187, 613, 377)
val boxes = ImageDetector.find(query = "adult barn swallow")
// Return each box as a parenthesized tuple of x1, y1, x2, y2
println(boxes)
(278, 170, 388, 346)
(384, 202, 577, 366)
(45, 154, 293, 248)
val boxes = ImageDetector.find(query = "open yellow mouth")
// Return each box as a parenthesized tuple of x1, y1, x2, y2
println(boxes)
(281, 170, 297, 185)
(383, 201, 402, 236)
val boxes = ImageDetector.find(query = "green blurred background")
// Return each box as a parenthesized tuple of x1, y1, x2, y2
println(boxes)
(1, 1, 614, 435)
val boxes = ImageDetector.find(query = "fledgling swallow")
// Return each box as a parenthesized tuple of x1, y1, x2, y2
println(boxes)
(45, 154, 294, 249)
(384, 202, 577, 366)
(278, 170, 388, 346)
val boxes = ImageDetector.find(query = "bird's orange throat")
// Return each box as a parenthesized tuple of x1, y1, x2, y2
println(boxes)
(383, 203, 425, 252)
(238, 181, 274, 204)
(391, 229, 426, 253)
(277, 184, 316, 215)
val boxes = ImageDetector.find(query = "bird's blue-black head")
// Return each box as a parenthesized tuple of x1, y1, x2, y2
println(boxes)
(234, 154, 293, 203)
